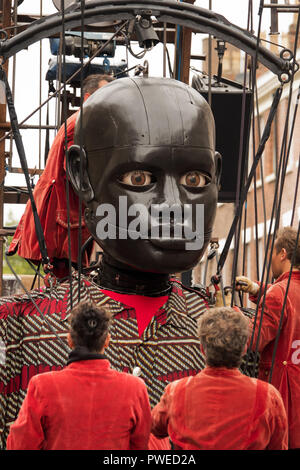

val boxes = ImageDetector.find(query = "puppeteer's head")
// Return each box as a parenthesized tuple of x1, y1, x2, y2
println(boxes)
(67, 77, 221, 274)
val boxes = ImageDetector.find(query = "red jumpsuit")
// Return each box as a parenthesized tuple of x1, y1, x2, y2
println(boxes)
(249, 271, 300, 449)
(6, 358, 151, 450)
(151, 366, 288, 450)
(8, 111, 91, 274)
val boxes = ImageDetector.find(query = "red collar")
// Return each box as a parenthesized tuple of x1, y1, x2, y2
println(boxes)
(275, 270, 300, 283)
(201, 366, 242, 378)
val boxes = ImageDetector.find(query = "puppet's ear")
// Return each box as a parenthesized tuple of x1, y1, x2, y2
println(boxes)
(214, 151, 222, 189)
(66, 145, 94, 203)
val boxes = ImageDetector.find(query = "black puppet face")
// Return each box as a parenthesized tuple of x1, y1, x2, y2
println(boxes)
(67, 77, 221, 274)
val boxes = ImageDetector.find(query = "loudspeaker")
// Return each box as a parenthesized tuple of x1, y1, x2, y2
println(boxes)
(192, 76, 252, 203)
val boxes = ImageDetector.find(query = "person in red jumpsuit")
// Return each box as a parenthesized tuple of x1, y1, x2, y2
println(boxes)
(7, 74, 114, 278)
(151, 306, 288, 450)
(235, 226, 300, 449)
(6, 301, 151, 450)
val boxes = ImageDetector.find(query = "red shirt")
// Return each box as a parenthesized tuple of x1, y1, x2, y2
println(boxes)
(151, 366, 288, 450)
(6, 359, 151, 450)
(100, 289, 169, 336)
(249, 271, 300, 449)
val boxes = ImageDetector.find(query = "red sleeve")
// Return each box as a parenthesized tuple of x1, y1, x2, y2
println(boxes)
(249, 282, 272, 304)
(151, 383, 173, 439)
(248, 285, 285, 352)
(129, 379, 152, 450)
(6, 377, 45, 450)
(265, 386, 288, 450)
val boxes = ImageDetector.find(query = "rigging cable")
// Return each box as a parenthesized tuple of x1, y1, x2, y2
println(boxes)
(0, 21, 129, 145)
(291, 151, 300, 226)
(225, 0, 265, 308)
(77, 0, 86, 302)
(243, 32, 299, 372)
(230, 0, 257, 306)
(4, 241, 70, 354)
(61, 0, 74, 309)
(217, 87, 283, 278)
(0, 66, 51, 271)
(245, 10, 299, 375)
(274, 9, 300, 233)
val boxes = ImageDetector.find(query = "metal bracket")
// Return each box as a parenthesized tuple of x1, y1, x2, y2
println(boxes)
(0, 0, 297, 83)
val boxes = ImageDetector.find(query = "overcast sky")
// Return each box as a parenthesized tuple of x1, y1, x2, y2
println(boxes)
(4, 0, 296, 223)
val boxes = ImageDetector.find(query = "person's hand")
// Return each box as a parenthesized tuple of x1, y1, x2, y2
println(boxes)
(235, 276, 259, 296)
(215, 288, 232, 307)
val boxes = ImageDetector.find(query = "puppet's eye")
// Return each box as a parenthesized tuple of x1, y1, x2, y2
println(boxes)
(119, 170, 153, 186)
(180, 171, 208, 188)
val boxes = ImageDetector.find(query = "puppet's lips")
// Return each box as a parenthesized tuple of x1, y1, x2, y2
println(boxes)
(149, 238, 194, 250)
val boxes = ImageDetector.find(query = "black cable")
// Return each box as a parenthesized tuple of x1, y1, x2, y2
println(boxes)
(0, 66, 50, 271)
(246, 47, 299, 374)
(113, 64, 140, 77)
(29, 261, 41, 290)
(255, 83, 267, 250)
(77, 0, 85, 302)
(4, 247, 70, 354)
(165, 44, 174, 78)
(0, 21, 129, 146)
(25, 258, 44, 281)
(230, 16, 254, 306)
(218, 0, 274, 278)
(245, 101, 294, 376)
(253, 172, 260, 279)
(61, 0, 73, 309)
(218, 85, 283, 277)
(239, 34, 298, 373)
(241, 0, 251, 287)
(273, 11, 300, 234)
(275, 86, 300, 232)
(291, 152, 300, 226)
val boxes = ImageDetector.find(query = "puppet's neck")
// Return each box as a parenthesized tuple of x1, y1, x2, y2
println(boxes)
(96, 254, 172, 297)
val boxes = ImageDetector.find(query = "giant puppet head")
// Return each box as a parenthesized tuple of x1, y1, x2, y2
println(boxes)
(67, 77, 221, 274)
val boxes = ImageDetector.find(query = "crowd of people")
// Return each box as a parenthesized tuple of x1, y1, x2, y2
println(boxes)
(1, 73, 300, 451)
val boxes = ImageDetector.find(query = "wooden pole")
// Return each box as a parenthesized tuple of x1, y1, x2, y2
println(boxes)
(174, 0, 196, 85)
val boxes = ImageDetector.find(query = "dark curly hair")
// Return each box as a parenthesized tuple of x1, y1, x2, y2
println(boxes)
(198, 307, 250, 369)
(69, 301, 111, 352)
